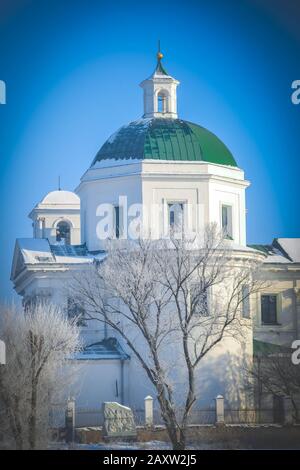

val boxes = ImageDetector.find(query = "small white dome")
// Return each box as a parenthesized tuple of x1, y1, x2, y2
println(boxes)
(40, 190, 80, 205)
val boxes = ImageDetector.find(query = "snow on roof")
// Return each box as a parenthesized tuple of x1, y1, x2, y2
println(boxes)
(275, 238, 300, 262)
(40, 190, 80, 206)
(50, 244, 105, 264)
(91, 158, 142, 170)
(263, 254, 291, 264)
(16, 239, 105, 266)
(75, 338, 130, 361)
(249, 238, 300, 264)
(224, 242, 263, 255)
(17, 238, 54, 264)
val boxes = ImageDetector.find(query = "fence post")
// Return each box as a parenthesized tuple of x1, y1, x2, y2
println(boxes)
(283, 396, 294, 425)
(65, 397, 75, 443)
(144, 395, 154, 427)
(0, 340, 5, 365)
(215, 395, 225, 425)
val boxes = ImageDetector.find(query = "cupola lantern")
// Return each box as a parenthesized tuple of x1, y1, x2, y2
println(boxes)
(140, 46, 179, 119)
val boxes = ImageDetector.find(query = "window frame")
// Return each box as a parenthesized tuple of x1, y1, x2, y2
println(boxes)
(221, 204, 233, 240)
(67, 297, 87, 327)
(260, 293, 279, 325)
(157, 91, 168, 114)
(241, 285, 251, 319)
(168, 201, 185, 233)
(56, 220, 71, 245)
(189, 281, 211, 317)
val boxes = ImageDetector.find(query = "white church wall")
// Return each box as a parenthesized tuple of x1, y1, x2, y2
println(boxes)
(78, 160, 248, 247)
(142, 183, 206, 238)
(78, 172, 142, 251)
(141, 160, 245, 180)
(124, 329, 253, 411)
(141, 162, 246, 242)
(73, 360, 125, 408)
(208, 179, 247, 245)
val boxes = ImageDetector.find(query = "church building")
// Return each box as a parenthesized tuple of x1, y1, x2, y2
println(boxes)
(11, 51, 300, 417)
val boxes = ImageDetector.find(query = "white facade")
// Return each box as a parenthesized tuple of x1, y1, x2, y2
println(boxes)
(78, 160, 248, 251)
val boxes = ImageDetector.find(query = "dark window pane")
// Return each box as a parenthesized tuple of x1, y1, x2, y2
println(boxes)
(242, 285, 250, 318)
(222, 206, 228, 228)
(191, 281, 209, 316)
(67, 298, 87, 327)
(56, 221, 71, 245)
(168, 203, 184, 230)
(261, 295, 277, 324)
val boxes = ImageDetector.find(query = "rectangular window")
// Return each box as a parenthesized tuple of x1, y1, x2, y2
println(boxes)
(67, 298, 87, 327)
(221, 205, 233, 239)
(261, 294, 277, 325)
(114, 206, 120, 239)
(242, 285, 250, 319)
(190, 281, 210, 316)
(168, 202, 184, 232)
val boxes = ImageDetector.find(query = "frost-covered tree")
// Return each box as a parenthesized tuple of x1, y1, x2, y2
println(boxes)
(0, 302, 81, 449)
(72, 224, 264, 450)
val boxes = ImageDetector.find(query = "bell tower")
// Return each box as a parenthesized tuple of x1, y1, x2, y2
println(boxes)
(28, 189, 81, 245)
(140, 45, 180, 119)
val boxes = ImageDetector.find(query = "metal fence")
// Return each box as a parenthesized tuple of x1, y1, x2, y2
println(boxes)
(224, 408, 274, 424)
(50, 403, 278, 429)
(75, 407, 103, 427)
(133, 407, 216, 426)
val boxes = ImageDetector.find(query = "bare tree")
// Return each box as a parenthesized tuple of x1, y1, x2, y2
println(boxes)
(0, 302, 81, 449)
(71, 224, 264, 449)
(249, 350, 300, 422)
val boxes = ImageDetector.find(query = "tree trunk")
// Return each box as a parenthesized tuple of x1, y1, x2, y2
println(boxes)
(156, 392, 185, 450)
(28, 379, 38, 449)
(0, 384, 24, 449)
(9, 401, 23, 449)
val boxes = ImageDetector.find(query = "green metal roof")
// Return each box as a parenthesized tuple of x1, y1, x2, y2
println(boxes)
(248, 244, 275, 255)
(92, 118, 237, 167)
(253, 339, 291, 357)
(155, 59, 168, 76)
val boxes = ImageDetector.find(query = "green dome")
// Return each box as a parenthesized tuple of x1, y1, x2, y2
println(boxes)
(91, 118, 237, 167)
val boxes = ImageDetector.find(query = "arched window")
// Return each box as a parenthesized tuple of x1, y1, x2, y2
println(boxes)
(157, 91, 168, 113)
(56, 221, 71, 245)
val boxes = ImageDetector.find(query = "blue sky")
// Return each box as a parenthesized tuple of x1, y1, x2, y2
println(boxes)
(0, 0, 299, 300)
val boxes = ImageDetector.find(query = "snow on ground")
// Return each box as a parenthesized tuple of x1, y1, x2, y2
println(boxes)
(50, 440, 243, 450)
